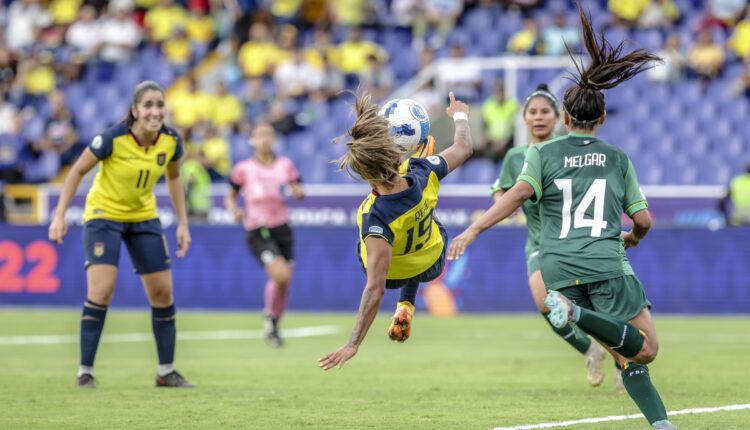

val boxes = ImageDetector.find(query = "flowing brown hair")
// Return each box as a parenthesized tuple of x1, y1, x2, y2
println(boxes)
(336, 92, 405, 187)
(563, 2, 661, 129)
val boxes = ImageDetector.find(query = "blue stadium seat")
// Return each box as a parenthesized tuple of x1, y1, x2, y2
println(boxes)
(0, 134, 23, 168)
(21, 116, 45, 142)
(460, 158, 498, 184)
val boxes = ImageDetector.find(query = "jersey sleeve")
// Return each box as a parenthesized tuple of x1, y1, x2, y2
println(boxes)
(87, 132, 114, 160)
(170, 131, 184, 162)
(517, 145, 543, 202)
(286, 159, 301, 183)
(360, 212, 394, 245)
(422, 155, 449, 180)
(623, 158, 648, 216)
(490, 158, 516, 195)
(229, 162, 245, 191)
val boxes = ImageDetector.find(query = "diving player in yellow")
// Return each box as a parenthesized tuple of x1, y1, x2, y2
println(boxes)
(48, 80, 194, 389)
(319, 91, 472, 370)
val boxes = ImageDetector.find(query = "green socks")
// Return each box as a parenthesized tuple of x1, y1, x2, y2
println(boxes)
(542, 313, 591, 354)
(574, 307, 645, 357)
(622, 362, 668, 425)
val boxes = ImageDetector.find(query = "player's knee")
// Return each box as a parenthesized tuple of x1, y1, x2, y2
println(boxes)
(148, 287, 173, 307)
(87, 284, 115, 305)
(635, 343, 658, 364)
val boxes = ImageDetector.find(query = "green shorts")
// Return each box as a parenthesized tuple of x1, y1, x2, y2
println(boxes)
(557, 275, 651, 322)
(526, 250, 540, 278)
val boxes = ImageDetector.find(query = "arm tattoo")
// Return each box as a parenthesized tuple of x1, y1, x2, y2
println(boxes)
(347, 286, 385, 347)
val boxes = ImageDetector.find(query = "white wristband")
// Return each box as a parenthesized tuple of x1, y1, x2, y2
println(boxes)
(453, 112, 468, 122)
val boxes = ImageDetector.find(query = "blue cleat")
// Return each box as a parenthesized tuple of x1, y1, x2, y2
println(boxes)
(544, 291, 574, 329)
(652, 420, 677, 429)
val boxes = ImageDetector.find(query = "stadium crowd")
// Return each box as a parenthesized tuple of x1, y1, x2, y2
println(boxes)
(0, 0, 748, 188)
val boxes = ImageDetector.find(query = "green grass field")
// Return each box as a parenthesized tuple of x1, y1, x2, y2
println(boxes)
(1, 309, 748, 429)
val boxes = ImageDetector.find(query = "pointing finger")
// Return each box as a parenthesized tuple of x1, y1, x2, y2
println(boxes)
(449, 91, 455, 104)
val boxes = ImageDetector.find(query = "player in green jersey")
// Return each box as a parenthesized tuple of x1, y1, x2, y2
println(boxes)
(448, 5, 676, 430)
(319, 91, 472, 370)
(490, 83, 607, 388)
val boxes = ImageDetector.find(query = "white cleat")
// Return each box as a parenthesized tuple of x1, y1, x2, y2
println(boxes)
(543, 291, 573, 329)
(585, 342, 607, 387)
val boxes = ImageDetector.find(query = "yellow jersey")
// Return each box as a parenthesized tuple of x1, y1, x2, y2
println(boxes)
(84, 122, 183, 222)
(357, 155, 448, 280)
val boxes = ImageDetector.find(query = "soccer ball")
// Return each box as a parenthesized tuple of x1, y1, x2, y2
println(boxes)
(378, 98, 431, 149)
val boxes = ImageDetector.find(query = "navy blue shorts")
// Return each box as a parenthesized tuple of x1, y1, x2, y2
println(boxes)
(83, 218, 170, 274)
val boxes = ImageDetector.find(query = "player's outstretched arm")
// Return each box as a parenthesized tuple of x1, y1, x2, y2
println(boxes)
(622, 209, 652, 249)
(166, 160, 191, 258)
(48, 148, 98, 244)
(439, 92, 472, 173)
(448, 181, 534, 260)
(319, 237, 391, 370)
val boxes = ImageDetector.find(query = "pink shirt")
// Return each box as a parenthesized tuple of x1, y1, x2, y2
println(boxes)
(230, 156, 300, 231)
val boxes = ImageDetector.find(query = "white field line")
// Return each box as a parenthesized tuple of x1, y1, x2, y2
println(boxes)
(490, 403, 750, 430)
(0, 325, 340, 345)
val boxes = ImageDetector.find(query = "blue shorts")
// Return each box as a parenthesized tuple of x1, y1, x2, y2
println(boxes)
(385, 224, 447, 290)
(83, 218, 170, 274)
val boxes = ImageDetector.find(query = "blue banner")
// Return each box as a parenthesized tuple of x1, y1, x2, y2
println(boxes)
(1, 225, 748, 314)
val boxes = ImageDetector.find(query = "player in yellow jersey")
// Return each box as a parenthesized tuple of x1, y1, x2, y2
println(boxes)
(319, 91, 472, 370)
(48, 81, 194, 389)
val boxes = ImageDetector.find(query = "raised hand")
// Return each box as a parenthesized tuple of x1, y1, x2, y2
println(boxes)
(445, 91, 470, 118)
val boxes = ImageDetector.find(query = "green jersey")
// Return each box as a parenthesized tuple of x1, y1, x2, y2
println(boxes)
(517, 133, 648, 290)
(490, 145, 542, 259)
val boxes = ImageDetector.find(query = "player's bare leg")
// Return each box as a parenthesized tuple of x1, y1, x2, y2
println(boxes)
(143, 270, 193, 388)
(77, 264, 118, 388)
(263, 257, 292, 348)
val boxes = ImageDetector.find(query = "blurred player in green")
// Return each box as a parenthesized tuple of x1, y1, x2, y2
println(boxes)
(490, 83, 607, 388)
(448, 5, 676, 429)
(319, 91, 472, 370)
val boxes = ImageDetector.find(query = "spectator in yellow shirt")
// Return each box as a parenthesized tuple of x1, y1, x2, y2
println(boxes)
(168, 77, 212, 129)
(186, 6, 215, 46)
(336, 26, 387, 76)
(507, 18, 539, 54)
(50, 0, 83, 25)
(144, 0, 188, 43)
(609, 0, 650, 27)
(199, 123, 231, 180)
(729, 13, 750, 59)
(687, 28, 725, 83)
(162, 27, 192, 71)
(211, 81, 243, 132)
(237, 22, 282, 78)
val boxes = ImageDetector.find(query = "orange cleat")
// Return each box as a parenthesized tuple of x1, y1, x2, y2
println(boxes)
(388, 301, 415, 342)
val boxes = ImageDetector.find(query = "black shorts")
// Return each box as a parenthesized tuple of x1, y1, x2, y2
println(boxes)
(83, 218, 170, 274)
(246, 224, 294, 266)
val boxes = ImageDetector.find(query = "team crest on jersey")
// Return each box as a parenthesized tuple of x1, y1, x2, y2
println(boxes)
(427, 156, 441, 165)
(157, 152, 167, 166)
(93, 242, 105, 257)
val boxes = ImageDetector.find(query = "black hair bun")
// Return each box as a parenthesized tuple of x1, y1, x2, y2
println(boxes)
(536, 83, 550, 92)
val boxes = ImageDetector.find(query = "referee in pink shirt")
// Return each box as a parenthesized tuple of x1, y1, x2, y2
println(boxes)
(225, 123, 305, 347)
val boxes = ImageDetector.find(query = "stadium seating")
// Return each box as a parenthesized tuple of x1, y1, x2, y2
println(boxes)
(11, 0, 749, 186)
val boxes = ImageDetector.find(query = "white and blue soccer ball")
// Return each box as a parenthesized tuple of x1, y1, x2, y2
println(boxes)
(378, 98, 430, 149)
